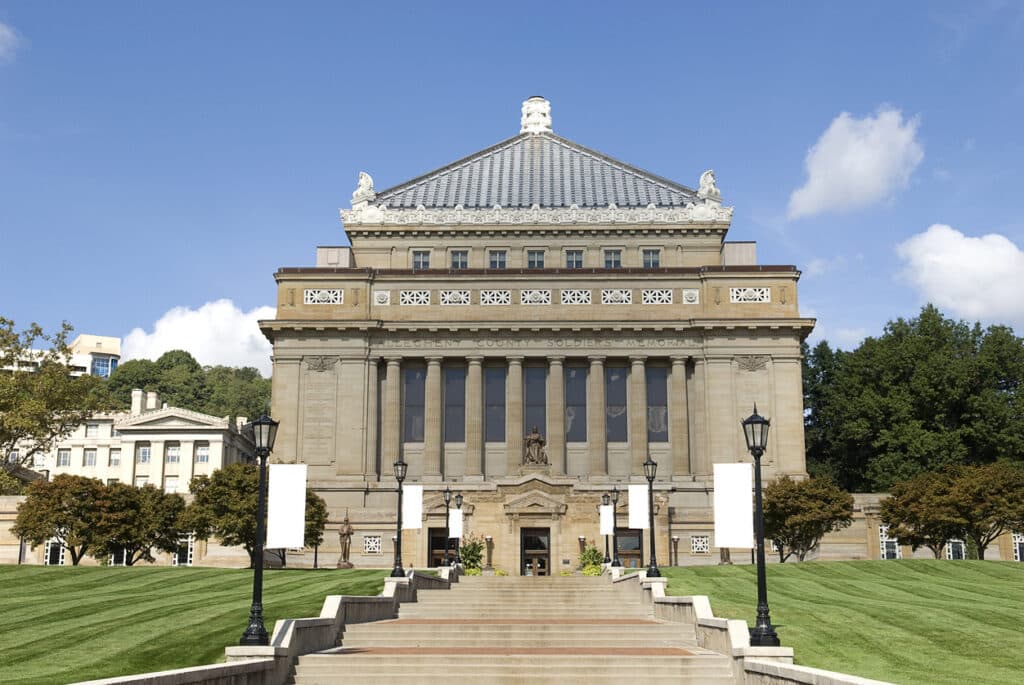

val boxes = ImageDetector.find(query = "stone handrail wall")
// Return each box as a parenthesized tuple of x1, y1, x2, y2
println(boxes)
(74, 568, 459, 685)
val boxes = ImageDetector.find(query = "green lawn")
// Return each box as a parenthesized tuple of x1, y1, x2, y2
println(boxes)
(663, 560, 1024, 685)
(0, 566, 387, 685)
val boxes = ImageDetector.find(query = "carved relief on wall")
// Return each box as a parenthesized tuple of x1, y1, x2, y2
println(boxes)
(305, 356, 339, 372)
(735, 355, 770, 372)
(523, 426, 549, 465)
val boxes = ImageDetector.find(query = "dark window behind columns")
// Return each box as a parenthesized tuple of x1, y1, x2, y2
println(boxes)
(484, 366, 506, 442)
(605, 364, 628, 441)
(524, 366, 547, 437)
(444, 365, 466, 442)
(646, 365, 669, 442)
(565, 364, 588, 442)
(403, 364, 426, 442)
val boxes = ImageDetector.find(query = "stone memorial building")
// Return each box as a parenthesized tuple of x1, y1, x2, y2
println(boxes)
(261, 97, 815, 573)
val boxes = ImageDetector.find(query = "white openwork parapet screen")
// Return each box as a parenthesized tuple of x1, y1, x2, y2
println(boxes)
(601, 289, 632, 305)
(690, 535, 710, 555)
(304, 288, 344, 305)
(363, 535, 382, 555)
(480, 290, 511, 305)
(879, 525, 902, 559)
(399, 290, 431, 306)
(374, 290, 391, 306)
(521, 289, 552, 305)
(730, 287, 770, 303)
(642, 289, 673, 305)
(561, 289, 592, 305)
(440, 290, 471, 305)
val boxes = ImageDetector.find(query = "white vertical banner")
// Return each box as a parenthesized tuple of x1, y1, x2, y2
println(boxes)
(628, 484, 649, 529)
(599, 505, 613, 535)
(714, 463, 754, 549)
(402, 485, 423, 530)
(449, 509, 463, 538)
(266, 464, 307, 549)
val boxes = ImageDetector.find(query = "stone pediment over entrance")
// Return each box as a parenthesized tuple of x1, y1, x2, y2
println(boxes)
(503, 489, 567, 518)
(117, 407, 230, 430)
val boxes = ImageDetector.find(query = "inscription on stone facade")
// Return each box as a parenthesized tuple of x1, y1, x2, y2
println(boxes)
(302, 368, 337, 461)
(376, 336, 697, 350)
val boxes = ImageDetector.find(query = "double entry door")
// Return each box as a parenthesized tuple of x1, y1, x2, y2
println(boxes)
(520, 527, 550, 576)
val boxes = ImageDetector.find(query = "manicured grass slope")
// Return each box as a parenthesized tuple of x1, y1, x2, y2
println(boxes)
(664, 560, 1024, 685)
(0, 566, 386, 685)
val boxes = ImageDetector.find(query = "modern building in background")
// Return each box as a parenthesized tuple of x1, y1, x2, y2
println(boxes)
(2, 333, 120, 378)
(261, 97, 816, 573)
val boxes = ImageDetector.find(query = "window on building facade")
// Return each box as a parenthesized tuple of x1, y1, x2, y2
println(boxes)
(484, 367, 506, 442)
(604, 249, 622, 269)
(109, 449, 121, 467)
(45, 539, 65, 566)
(645, 366, 669, 442)
(107, 478, 119, 486)
(57, 449, 71, 467)
(164, 476, 178, 494)
(527, 250, 545, 269)
(879, 525, 901, 559)
(134, 476, 148, 488)
(450, 250, 468, 269)
(91, 357, 113, 378)
(642, 249, 661, 268)
(524, 366, 547, 438)
(403, 365, 426, 442)
(412, 250, 430, 270)
(605, 365, 628, 442)
(110, 547, 127, 566)
(564, 365, 588, 442)
(85, 423, 100, 438)
(7, 450, 18, 464)
(489, 250, 507, 269)
(84, 448, 97, 467)
(136, 444, 151, 464)
(173, 535, 195, 566)
(946, 539, 965, 560)
(195, 443, 210, 463)
(1014, 533, 1024, 562)
(444, 365, 466, 442)
(33, 452, 45, 468)
(565, 249, 583, 269)
(165, 443, 180, 463)
(363, 535, 383, 555)
(691, 535, 710, 555)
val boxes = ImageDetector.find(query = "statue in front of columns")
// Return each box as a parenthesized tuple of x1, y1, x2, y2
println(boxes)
(337, 512, 355, 569)
(524, 426, 549, 465)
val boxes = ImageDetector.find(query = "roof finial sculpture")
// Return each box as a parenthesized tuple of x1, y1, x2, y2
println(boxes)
(351, 171, 376, 206)
(697, 169, 722, 205)
(520, 96, 552, 134)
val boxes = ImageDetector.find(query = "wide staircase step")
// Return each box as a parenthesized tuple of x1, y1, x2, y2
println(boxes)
(290, 575, 734, 684)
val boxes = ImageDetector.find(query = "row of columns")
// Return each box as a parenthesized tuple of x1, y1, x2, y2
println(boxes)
(374, 355, 692, 479)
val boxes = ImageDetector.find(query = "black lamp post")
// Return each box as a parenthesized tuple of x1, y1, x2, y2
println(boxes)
(610, 486, 621, 567)
(601, 493, 611, 564)
(442, 485, 452, 565)
(453, 492, 464, 564)
(643, 456, 660, 577)
(742, 404, 780, 647)
(391, 458, 407, 578)
(240, 414, 279, 646)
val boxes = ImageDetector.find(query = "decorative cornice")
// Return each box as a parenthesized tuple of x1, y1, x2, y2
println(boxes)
(340, 202, 734, 228)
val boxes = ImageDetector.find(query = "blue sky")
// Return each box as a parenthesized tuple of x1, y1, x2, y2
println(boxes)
(2, 2, 1023, 375)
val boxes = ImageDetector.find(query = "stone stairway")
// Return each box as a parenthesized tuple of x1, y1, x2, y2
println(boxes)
(290, 575, 735, 684)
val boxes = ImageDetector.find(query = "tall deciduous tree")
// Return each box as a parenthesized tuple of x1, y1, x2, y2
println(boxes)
(946, 462, 1024, 560)
(92, 482, 186, 565)
(804, 305, 1024, 491)
(0, 318, 114, 466)
(182, 463, 328, 568)
(880, 470, 961, 558)
(763, 476, 854, 562)
(12, 474, 105, 565)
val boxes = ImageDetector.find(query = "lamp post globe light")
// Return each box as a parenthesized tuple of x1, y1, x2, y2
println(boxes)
(610, 486, 621, 567)
(601, 492, 611, 564)
(742, 404, 780, 647)
(240, 414, 279, 646)
(453, 492, 464, 564)
(443, 485, 452, 565)
(391, 458, 408, 578)
(643, 456, 660, 577)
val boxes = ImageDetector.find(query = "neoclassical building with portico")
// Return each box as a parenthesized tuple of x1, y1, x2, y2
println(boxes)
(261, 97, 815, 573)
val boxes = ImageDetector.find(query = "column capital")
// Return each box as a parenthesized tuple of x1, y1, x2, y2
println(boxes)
(588, 355, 606, 364)
(548, 356, 566, 365)
(670, 355, 688, 365)
(426, 357, 443, 366)
(507, 356, 525, 365)
(467, 356, 484, 365)
(385, 357, 403, 366)
(629, 355, 647, 365)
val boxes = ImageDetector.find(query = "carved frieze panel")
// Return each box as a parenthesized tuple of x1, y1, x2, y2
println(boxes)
(682, 289, 700, 305)
(520, 289, 552, 305)
(304, 289, 343, 305)
(735, 355, 770, 372)
(374, 290, 391, 306)
(440, 290, 471, 305)
(305, 356, 339, 372)
(601, 289, 632, 305)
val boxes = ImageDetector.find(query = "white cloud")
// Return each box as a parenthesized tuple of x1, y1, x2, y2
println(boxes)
(788, 108, 923, 219)
(123, 299, 275, 376)
(804, 255, 847, 278)
(0, 22, 19, 63)
(896, 224, 1024, 326)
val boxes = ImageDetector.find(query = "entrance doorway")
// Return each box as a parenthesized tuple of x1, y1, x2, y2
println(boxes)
(520, 527, 550, 576)
(616, 528, 643, 568)
(428, 527, 456, 567)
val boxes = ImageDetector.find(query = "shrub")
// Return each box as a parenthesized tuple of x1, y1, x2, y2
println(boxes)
(463, 567, 482, 576)
(459, 533, 485, 570)
(578, 543, 603, 569)
(582, 564, 603, 576)
(495, 568, 508, 576)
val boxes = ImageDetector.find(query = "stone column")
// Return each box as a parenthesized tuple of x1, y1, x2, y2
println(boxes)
(381, 358, 402, 465)
(507, 357, 524, 474)
(670, 356, 690, 477)
(465, 356, 484, 479)
(629, 356, 648, 476)
(546, 356, 565, 474)
(423, 357, 443, 480)
(364, 358, 380, 479)
(587, 356, 607, 477)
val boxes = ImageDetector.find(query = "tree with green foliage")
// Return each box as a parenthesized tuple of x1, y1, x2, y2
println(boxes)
(12, 474, 106, 565)
(803, 305, 1024, 491)
(1, 318, 114, 467)
(880, 470, 961, 558)
(946, 462, 1024, 560)
(201, 365, 271, 420)
(182, 463, 329, 568)
(153, 350, 206, 410)
(91, 482, 186, 565)
(106, 358, 161, 408)
(0, 468, 27, 495)
(763, 476, 854, 562)
(458, 532, 485, 570)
